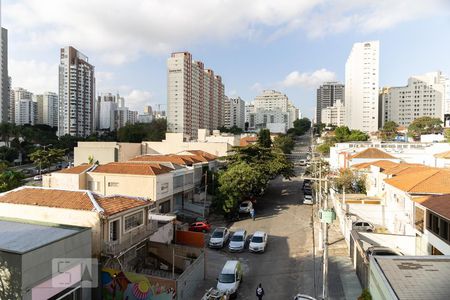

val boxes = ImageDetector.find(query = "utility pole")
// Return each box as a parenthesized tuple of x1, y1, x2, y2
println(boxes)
(203, 171, 208, 218)
(322, 179, 329, 300)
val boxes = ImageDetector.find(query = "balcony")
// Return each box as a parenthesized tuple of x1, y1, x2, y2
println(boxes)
(103, 223, 156, 256)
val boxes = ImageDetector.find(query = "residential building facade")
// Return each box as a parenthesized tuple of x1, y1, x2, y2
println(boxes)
(97, 93, 118, 131)
(224, 96, 245, 129)
(167, 52, 225, 140)
(35, 92, 58, 127)
(316, 82, 344, 124)
(382, 71, 449, 127)
(58, 46, 95, 137)
(11, 88, 36, 125)
(345, 41, 380, 132)
(321, 99, 346, 126)
(0, 27, 8, 123)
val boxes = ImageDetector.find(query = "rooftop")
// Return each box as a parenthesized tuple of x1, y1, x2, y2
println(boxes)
(434, 150, 450, 159)
(381, 164, 430, 176)
(352, 160, 399, 170)
(129, 154, 205, 165)
(384, 168, 450, 194)
(240, 136, 258, 147)
(373, 256, 450, 300)
(92, 162, 173, 175)
(0, 187, 151, 216)
(414, 194, 450, 220)
(0, 218, 86, 254)
(351, 147, 397, 159)
(57, 164, 94, 174)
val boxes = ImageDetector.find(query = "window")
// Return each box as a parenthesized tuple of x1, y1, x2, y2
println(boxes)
(159, 200, 171, 214)
(108, 182, 119, 187)
(415, 207, 424, 233)
(109, 219, 119, 241)
(124, 211, 144, 232)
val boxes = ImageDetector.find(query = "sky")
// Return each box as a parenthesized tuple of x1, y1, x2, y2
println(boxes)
(2, 0, 450, 118)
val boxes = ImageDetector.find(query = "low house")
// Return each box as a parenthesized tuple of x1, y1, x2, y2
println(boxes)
(0, 187, 156, 270)
(0, 218, 92, 300)
(74, 142, 142, 166)
(42, 164, 95, 190)
(348, 148, 400, 168)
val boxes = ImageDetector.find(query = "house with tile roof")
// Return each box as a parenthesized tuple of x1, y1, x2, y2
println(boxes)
(0, 186, 156, 261)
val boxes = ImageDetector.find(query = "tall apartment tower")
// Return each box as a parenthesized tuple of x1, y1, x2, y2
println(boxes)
(224, 96, 246, 129)
(58, 46, 95, 137)
(345, 41, 380, 132)
(97, 93, 118, 131)
(35, 92, 59, 127)
(11, 87, 35, 125)
(0, 27, 9, 123)
(167, 52, 225, 140)
(382, 72, 449, 127)
(316, 82, 344, 124)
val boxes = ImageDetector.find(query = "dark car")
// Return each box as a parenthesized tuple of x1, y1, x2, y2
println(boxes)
(189, 221, 211, 233)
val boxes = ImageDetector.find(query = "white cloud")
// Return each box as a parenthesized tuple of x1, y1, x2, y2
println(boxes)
(250, 82, 264, 93)
(4, 0, 447, 66)
(9, 60, 58, 93)
(125, 89, 153, 112)
(281, 69, 336, 88)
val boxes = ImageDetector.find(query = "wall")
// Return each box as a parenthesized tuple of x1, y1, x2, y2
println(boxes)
(87, 173, 156, 199)
(149, 222, 174, 244)
(118, 143, 142, 161)
(143, 140, 231, 157)
(0, 204, 102, 257)
(42, 172, 84, 190)
(176, 253, 204, 300)
(368, 256, 397, 300)
(424, 229, 450, 255)
(0, 251, 22, 300)
(175, 231, 205, 248)
(148, 242, 202, 271)
(74, 144, 117, 166)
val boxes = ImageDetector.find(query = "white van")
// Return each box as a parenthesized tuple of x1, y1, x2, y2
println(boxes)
(217, 260, 243, 296)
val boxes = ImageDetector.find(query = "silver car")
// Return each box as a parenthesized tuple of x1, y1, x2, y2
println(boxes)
(228, 229, 247, 252)
(209, 227, 230, 249)
(352, 221, 374, 232)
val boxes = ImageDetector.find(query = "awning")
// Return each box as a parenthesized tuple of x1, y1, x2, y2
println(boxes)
(148, 214, 176, 222)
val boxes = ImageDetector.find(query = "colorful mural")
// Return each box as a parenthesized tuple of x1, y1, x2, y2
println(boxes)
(102, 268, 175, 300)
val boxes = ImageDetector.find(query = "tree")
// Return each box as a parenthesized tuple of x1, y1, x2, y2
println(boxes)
(290, 118, 312, 136)
(317, 143, 332, 155)
(348, 130, 369, 141)
(0, 147, 19, 162)
(273, 135, 295, 154)
(0, 170, 25, 192)
(408, 116, 443, 140)
(217, 125, 243, 135)
(257, 129, 272, 148)
(380, 121, 398, 141)
(334, 126, 351, 142)
(117, 119, 167, 143)
(333, 169, 367, 194)
(444, 128, 450, 142)
(29, 148, 66, 173)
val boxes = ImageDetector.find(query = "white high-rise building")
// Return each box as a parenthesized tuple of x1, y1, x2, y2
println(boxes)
(321, 100, 346, 127)
(247, 90, 299, 133)
(167, 52, 225, 140)
(35, 92, 58, 127)
(382, 71, 450, 127)
(345, 41, 380, 132)
(224, 96, 245, 129)
(11, 88, 35, 125)
(58, 46, 95, 137)
(0, 27, 9, 123)
(97, 93, 118, 131)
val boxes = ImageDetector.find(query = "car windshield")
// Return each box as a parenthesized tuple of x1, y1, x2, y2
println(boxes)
(219, 273, 235, 283)
(231, 234, 244, 242)
(374, 250, 398, 256)
(240, 202, 248, 207)
(252, 236, 263, 243)
(212, 231, 224, 238)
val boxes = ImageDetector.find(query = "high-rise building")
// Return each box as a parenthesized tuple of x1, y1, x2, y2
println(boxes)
(167, 52, 225, 140)
(345, 41, 380, 132)
(316, 82, 344, 124)
(247, 90, 299, 133)
(382, 71, 449, 127)
(11, 87, 34, 125)
(35, 92, 58, 127)
(224, 96, 246, 129)
(0, 27, 9, 123)
(97, 93, 118, 131)
(143, 105, 153, 115)
(58, 46, 95, 137)
(321, 100, 346, 127)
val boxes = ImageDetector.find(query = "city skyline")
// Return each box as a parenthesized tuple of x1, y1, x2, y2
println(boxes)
(2, 0, 450, 118)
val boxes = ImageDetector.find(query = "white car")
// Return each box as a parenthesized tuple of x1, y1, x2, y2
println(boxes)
(249, 231, 268, 253)
(239, 200, 253, 213)
(303, 194, 313, 205)
(228, 229, 247, 252)
(352, 221, 374, 232)
(209, 227, 230, 249)
(33, 175, 43, 181)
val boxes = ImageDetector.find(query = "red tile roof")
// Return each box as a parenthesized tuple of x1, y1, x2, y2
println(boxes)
(351, 148, 397, 159)
(352, 160, 399, 170)
(240, 136, 258, 147)
(434, 151, 450, 159)
(384, 168, 450, 194)
(57, 164, 94, 174)
(92, 162, 173, 175)
(0, 187, 150, 216)
(414, 194, 450, 220)
(130, 154, 203, 165)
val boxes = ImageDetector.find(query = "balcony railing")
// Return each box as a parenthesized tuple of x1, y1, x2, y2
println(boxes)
(103, 223, 156, 256)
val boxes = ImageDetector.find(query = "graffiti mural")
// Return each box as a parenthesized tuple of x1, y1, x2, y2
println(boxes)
(102, 268, 175, 300)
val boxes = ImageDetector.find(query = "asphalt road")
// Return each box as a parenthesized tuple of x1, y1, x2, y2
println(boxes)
(195, 134, 317, 299)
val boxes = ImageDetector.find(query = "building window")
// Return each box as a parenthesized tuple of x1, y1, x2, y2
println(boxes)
(415, 207, 424, 233)
(159, 200, 171, 214)
(108, 182, 119, 187)
(124, 211, 144, 232)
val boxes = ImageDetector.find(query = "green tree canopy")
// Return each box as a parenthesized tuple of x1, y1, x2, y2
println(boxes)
(217, 125, 243, 135)
(29, 148, 66, 172)
(117, 119, 167, 143)
(257, 128, 272, 148)
(333, 169, 367, 194)
(273, 135, 295, 154)
(380, 121, 398, 141)
(408, 116, 443, 140)
(288, 118, 312, 136)
(0, 170, 25, 192)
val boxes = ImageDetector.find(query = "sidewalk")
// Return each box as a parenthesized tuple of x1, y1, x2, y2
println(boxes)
(314, 209, 362, 299)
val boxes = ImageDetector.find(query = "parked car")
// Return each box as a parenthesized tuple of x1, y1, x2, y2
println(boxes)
(303, 188, 312, 196)
(299, 159, 306, 166)
(249, 231, 268, 253)
(365, 246, 403, 261)
(239, 200, 253, 214)
(352, 221, 374, 232)
(209, 227, 230, 249)
(201, 287, 229, 300)
(33, 175, 42, 181)
(303, 195, 313, 205)
(189, 221, 211, 233)
(217, 260, 243, 296)
(294, 295, 317, 300)
(228, 229, 247, 252)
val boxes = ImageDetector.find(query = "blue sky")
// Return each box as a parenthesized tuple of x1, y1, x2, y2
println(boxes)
(3, 0, 450, 118)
